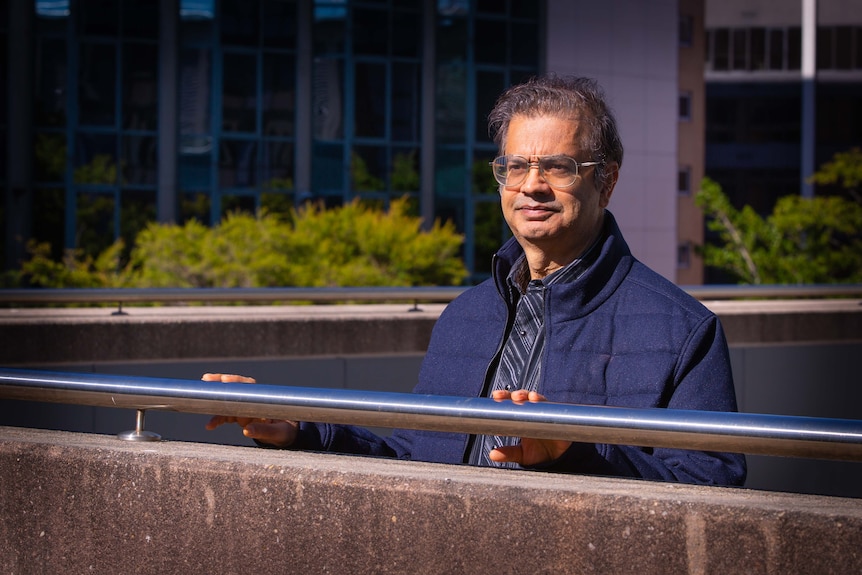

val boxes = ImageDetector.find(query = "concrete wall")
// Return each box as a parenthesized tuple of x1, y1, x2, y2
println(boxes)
(546, 0, 680, 280)
(2, 426, 861, 575)
(1, 300, 860, 497)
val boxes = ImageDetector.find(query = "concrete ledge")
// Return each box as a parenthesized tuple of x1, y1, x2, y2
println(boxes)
(0, 300, 860, 365)
(1, 426, 861, 574)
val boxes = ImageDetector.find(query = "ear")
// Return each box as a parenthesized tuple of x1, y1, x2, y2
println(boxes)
(599, 162, 619, 208)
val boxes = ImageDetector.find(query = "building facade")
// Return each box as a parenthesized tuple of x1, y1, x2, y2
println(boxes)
(4, 0, 684, 283)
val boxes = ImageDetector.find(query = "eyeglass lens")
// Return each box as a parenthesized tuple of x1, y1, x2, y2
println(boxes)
(492, 155, 579, 188)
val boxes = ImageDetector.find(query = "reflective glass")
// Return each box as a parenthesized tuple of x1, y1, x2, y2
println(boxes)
(34, 133, 67, 182)
(263, 53, 296, 136)
(390, 147, 420, 192)
(261, 141, 294, 189)
(262, 0, 297, 48)
(74, 133, 118, 185)
(76, 192, 115, 256)
(219, 139, 258, 188)
(511, 22, 538, 66)
(354, 8, 387, 56)
(222, 52, 257, 133)
(122, 135, 157, 185)
(313, 3, 345, 54)
(435, 63, 466, 144)
(221, 0, 259, 46)
(768, 29, 784, 70)
(179, 146, 212, 190)
(179, 191, 212, 225)
(179, 48, 212, 135)
(352, 146, 386, 191)
(475, 70, 504, 142)
(120, 190, 156, 249)
(79, 43, 116, 126)
(435, 147, 466, 197)
(221, 194, 256, 217)
(475, 19, 504, 65)
(313, 58, 344, 140)
(34, 38, 67, 127)
(32, 188, 66, 258)
(436, 16, 466, 62)
(354, 62, 386, 138)
(79, 0, 118, 36)
(392, 10, 421, 58)
(473, 199, 505, 275)
(123, 0, 159, 38)
(123, 43, 158, 130)
(391, 62, 420, 141)
(312, 142, 344, 191)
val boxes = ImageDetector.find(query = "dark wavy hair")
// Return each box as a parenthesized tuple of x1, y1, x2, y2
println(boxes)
(487, 74, 624, 190)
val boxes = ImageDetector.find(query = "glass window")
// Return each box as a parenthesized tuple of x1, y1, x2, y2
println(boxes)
(79, 43, 116, 126)
(222, 52, 257, 133)
(750, 28, 765, 70)
(390, 147, 420, 192)
(32, 188, 66, 258)
(221, 0, 259, 46)
(712, 28, 729, 70)
(679, 14, 693, 47)
(677, 243, 691, 269)
(732, 29, 747, 70)
(835, 26, 853, 70)
(354, 62, 387, 138)
(392, 10, 421, 58)
(435, 63, 466, 144)
(179, 48, 212, 136)
(122, 135, 158, 185)
(788, 27, 802, 70)
(123, 0, 159, 38)
(35, 38, 67, 127)
(679, 91, 692, 121)
(261, 141, 295, 189)
(817, 26, 833, 70)
(34, 133, 67, 183)
(121, 190, 157, 248)
(678, 167, 691, 195)
(475, 18, 505, 65)
(391, 62, 420, 142)
(475, 70, 504, 142)
(79, 0, 119, 36)
(262, 0, 298, 48)
(180, 192, 212, 225)
(511, 22, 539, 67)
(352, 145, 386, 191)
(123, 43, 159, 130)
(354, 8, 388, 55)
(768, 29, 784, 70)
(314, 2, 346, 54)
(219, 139, 257, 188)
(76, 192, 115, 254)
(74, 133, 118, 185)
(263, 53, 296, 136)
(312, 142, 344, 192)
(313, 57, 344, 140)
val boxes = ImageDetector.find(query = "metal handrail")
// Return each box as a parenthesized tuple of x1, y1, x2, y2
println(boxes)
(1, 368, 861, 461)
(0, 284, 861, 306)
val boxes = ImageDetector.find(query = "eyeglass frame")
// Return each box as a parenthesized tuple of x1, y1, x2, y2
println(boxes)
(489, 154, 602, 189)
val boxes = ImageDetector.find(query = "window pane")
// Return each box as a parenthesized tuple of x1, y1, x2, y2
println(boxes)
(312, 142, 344, 191)
(261, 141, 294, 189)
(817, 26, 833, 70)
(123, 43, 159, 130)
(32, 188, 66, 259)
(74, 133, 118, 185)
(179, 191, 211, 225)
(392, 10, 421, 58)
(475, 18, 504, 65)
(222, 53, 257, 133)
(750, 28, 765, 70)
(262, 0, 297, 48)
(263, 53, 295, 136)
(768, 29, 784, 70)
(475, 70, 504, 142)
(219, 139, 257, 188)
(221, 0, 259, 46)
(313, 57, 344, 140)
(788, 27, 802, 70)
(436, 63, 466, 144)
(835, 26, 852, 70)
(732, 29, 746, 70)
(352, 146, 386, 191)
(354, 8, 388, 56)
(437, 16, 466, 63)
(180, 48, 212, 135)
(511, 22, 538, 66)
(314, 3, 346, 54)
(435, 147, 466, 197)
(221, 194, 256, 217)
(34, 133, 67, 182)
(79, 0, 118, 36)
(122, 135, 157, 185)
(180, 146, 212, 190)
(473, 200, 504, 275)
(121, 190, 156, 249)
(76, 192, 115, 256)
(79, 43, 116, 126)
(123, 0, 159, 38)
(390, 147, 419, 192)
(35, 38, 67, 127)
(471, 149, 496, 195)
(392, 62, 420, 142)
(354, 62, 386, 138)
(713, 28, 729, 70)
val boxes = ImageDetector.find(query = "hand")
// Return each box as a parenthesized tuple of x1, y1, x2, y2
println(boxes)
(202, 373, 299, 448)
(487, 389, 572, 466)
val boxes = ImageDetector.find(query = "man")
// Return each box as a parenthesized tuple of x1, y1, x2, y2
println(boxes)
(206, 75, 746, 486)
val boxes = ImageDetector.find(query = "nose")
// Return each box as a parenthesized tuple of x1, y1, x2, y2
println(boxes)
(520, 162, 548, 193)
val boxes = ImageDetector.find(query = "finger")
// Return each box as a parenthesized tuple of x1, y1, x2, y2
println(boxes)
(201, 373, 223, 382)
(201, 373, 257, 384)
(488, 444, 524, 464)
(244, 421, 297, 448)
(205, 415, 233, 430)
(510, 389, 531, 404)
(490, 389, 511, 401)
(527, 391, 547, 402)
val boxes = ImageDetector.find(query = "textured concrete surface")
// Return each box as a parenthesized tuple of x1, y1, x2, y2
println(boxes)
(1, 426, 861, 575)
(1, 300, 860, 365)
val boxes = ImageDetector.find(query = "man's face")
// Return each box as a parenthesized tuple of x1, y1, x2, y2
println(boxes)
(500, 114, 616, 267)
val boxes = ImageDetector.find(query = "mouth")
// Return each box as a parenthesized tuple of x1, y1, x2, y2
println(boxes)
(516, 204, 558, 219)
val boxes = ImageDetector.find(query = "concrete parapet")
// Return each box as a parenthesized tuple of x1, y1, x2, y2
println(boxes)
(1, 426, 860, 574)
(0, 300, 860, 366)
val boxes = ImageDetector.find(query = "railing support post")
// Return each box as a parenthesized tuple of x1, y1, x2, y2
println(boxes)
(118, 409, 161, 442)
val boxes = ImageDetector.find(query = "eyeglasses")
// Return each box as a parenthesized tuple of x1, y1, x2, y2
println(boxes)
(489, 155, 601, 189)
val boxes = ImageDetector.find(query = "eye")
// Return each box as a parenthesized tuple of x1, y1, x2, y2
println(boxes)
(507, 159, 528, 173)
(542, 158, 574, 175)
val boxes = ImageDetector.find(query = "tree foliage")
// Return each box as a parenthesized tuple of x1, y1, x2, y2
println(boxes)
(17, 198, 467, 289)
(696, 175, 862, 284)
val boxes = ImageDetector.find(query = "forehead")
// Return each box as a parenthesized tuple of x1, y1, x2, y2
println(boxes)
(504, 114, 582, 155)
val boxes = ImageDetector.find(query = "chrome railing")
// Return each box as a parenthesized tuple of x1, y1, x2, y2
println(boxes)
(1, 368, 861, 461)
(0, 284, 861, 307)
